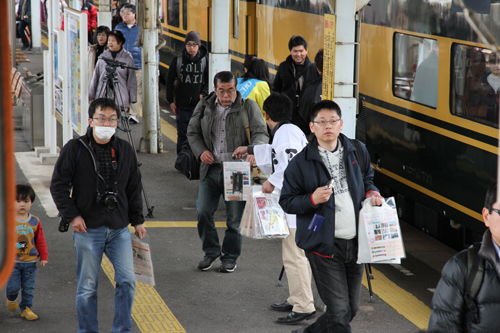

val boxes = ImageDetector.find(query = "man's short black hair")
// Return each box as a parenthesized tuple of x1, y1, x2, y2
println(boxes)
(108, 30, 126, 45)
(89, 98, 119, 119)
(17, 184, 35, 203)
(315, 49, 324, 73)
(121, 3, 135, 13)
(485, 182, 497, 212)
(263, 92, 292, 123)
(288, 35, 308, 51)
(310, 100, 342, 122)
(214, 71, 237, 88)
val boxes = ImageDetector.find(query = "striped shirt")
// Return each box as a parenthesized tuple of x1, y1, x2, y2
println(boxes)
(211, 98, 233, 163)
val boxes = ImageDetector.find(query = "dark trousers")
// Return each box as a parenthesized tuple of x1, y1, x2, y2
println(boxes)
(303, 239, 364, 333)
(176, 108, 194, 154)
(18, 20, 31, 47)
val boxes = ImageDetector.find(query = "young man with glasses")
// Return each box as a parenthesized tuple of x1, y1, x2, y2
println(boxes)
(50, 98, 146, 333)
(187, 71, 269, 273)
(166, 31, 208, 155)
(280, 100, 383, 332)
(428, 182, 500, 332)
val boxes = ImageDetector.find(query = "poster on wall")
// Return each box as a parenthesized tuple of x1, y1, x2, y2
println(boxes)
(64, 9, 88, 136)
(53, 30, 63, 120)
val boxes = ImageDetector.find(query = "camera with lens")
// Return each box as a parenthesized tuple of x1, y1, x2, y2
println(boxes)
(96, 190, 118, 211)
(58, 216, 70, 233)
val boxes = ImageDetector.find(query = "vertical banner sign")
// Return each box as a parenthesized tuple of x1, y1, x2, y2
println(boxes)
(53, 31, 63, 120)
(65, 9, 88, 136)
(322, 14, 336, 101)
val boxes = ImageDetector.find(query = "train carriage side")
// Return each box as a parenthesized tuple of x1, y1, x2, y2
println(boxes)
(358, 0, 500, 250)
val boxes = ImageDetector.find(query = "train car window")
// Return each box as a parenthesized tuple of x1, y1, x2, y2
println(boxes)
(393, 33, 439, 108)
(167, 0, 179, 28)
(182, 0, 187, 30)
(450, 44, 499, 128)
(233, 0, 239, 39)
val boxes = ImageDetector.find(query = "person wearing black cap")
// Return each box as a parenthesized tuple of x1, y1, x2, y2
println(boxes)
(166, 31, 208, 155)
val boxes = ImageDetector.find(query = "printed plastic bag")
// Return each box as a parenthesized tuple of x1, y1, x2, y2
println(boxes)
(357, 197, 405, 264)
(240, 185, 289, 239)
(131, 234, 155, 286)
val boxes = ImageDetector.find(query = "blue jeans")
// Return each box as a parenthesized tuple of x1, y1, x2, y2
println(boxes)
(74, 226, 136, 333)
(304, 239, 364, 333)
(176, 108, 194, 154)
(6, 262, 37, 312)
(196, 164, 246, 260)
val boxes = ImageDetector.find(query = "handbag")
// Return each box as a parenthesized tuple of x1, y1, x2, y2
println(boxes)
(175, 141, 200, 180)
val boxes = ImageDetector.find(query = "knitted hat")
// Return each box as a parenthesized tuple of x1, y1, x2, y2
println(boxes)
(185, 31, 201, 46)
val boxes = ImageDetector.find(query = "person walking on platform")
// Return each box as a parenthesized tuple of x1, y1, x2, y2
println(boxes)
(274, 35, 320, 135)
(298, 49, 323, 138)
(428, 181, 500, 333)
(17, 0, 31, 51)
(6, 184, 48, 321)
(89, 30, 137, 113)
(280, 100, 383, 333)
(237, 57, 272, 119)
(187, 71, 269, 273)
(88, 25, 110, 88)
(50, 98, 146, 333)
(233, 93, 315, 324)
(115, 4, 142, 124)
(166, 31, 208, 155)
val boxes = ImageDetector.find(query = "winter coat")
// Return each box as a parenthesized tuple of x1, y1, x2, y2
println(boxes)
(60, 1, 97, 34)
(297, 76, 322, 136)
(115, 22, 142, 68)
(279, 134, 378, 256)
(50, 128, 144, 229)
(166, 47, 209, 111)
(187, 91, 269, 181)
(89, 48, 137, 108)
(428, 229, 500, 333)
(88, 44, 106, 89)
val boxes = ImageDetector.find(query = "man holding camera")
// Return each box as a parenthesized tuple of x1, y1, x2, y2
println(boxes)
(50, 98, 146, 333)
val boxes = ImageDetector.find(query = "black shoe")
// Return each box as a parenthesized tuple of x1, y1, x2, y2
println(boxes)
(197, 255, 219, 271)
(21, 45, 29, 51)
(270, 300, 293, 312)
(276, 311, 316, 325)
(219, 259, 237, 273)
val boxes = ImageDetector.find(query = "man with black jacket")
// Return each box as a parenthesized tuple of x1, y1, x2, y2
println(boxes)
(280, 100, 383, 333)
(274, 35, 320, 135)
(428, 182, 500, 332)
(167, 31, 208, 154)
(50, 98, 146, 333)
(17, 0, 31, 51)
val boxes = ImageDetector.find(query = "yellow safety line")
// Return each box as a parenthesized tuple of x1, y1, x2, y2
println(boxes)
(139, 221, 227, 228)
(362, 266, 431, 330)
(160, 117, 178, 143)
(101, 256, 186, 332)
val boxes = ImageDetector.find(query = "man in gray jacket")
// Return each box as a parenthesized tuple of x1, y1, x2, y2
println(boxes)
(187, 71, 269, 273)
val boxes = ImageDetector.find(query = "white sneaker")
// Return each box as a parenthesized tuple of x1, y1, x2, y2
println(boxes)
(129, 115, 139, 124)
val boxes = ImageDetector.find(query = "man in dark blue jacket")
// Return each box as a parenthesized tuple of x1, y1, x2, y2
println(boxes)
(280, 100, 383, 333)
(115, 4, 142, 123)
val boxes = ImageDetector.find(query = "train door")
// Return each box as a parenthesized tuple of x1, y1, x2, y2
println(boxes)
(230, 0, 256, 75)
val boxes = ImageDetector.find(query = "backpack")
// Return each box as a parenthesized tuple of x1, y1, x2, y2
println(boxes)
(174, 104, 206, 180)
(464, 243, 485, 324)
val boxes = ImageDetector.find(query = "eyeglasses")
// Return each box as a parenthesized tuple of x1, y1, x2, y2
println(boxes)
(216, 89, 236, 96)
(491, 208, 500, 215)
(93, 117, 118, 125)
(186, 43, 199, 48)
(97, 33, 108, 37)
(313, 119, 341, 126)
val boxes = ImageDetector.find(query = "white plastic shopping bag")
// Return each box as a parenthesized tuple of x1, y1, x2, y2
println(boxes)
(131, 234, 155, 286)
(357, 197, 405, 264)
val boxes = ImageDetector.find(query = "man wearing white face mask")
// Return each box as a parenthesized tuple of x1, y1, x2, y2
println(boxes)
(50, 98, 146, 333)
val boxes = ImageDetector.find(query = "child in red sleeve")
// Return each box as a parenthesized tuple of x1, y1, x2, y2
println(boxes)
(6, 184, 48, 321)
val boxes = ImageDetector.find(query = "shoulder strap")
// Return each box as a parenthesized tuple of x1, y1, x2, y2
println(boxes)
(176, 55, 182, 78)
(240, 98, 251, 143)
(350, 138, 365, 178)
(201, 56, 206, 74)
(465, 243, 484, 324)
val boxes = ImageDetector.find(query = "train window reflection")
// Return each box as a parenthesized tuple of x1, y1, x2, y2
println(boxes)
(183, 0, 187, 30)
(451, 44, 499, 128)
(167, 0, 180, 28)
(393, 33, 439, 108)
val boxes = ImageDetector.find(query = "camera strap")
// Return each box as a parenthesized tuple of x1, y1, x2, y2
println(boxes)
(110, 147, 118, 194)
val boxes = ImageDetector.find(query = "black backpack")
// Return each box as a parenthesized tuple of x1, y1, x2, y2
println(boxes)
(464, 243, 485, 324)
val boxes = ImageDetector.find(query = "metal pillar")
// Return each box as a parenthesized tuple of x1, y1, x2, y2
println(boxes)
(8, 0, 16, 65)
(209, 0, 231, 87)
(31, 0, 42, 52)
(97, 0, 112, 29)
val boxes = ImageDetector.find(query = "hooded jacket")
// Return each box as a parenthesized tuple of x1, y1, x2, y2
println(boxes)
(279, 134, 378, 256)
(187, 91, 269, 181)
(89, 48, 137, 108)
(428, 229, 500, 333)
(166, 46, 209, 111)
(50, 128, 144, 229)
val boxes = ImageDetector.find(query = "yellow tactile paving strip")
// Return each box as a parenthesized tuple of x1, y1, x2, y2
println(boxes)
(102, 255, 186, 332)
(160, 118, 178, 144)
(362, 266, 431, 330)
